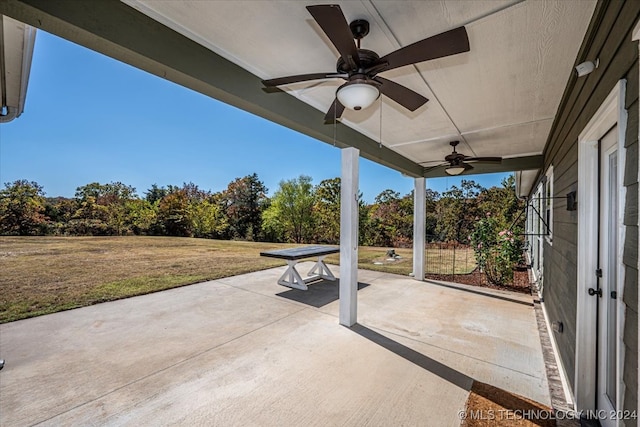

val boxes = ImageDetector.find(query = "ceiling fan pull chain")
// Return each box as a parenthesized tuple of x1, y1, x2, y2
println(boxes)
(333, 98, 337, 146)
(379, 96, 383, 148)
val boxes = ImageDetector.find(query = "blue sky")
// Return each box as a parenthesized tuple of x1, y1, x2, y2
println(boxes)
(0, 31, 510, 203)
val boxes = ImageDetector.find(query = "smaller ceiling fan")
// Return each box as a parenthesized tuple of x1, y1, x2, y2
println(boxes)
(262, 4, 470, 124)
(428, 141, 502, 176)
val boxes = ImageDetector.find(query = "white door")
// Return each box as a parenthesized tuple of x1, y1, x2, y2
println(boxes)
(597, 126, 619, 426)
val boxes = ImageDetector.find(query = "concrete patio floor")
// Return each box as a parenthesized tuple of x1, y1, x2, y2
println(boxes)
(0, 264, 550, 426)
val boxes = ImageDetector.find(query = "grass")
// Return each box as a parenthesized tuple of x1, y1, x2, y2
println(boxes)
(0, 236, 475, 323)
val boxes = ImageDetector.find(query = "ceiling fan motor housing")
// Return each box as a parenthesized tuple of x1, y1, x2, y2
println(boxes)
(336, 49, 379, 74)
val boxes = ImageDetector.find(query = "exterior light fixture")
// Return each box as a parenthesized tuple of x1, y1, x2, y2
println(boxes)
(337, 81, 379, 111)
(445, 165, 466, 176)
(575, 58, 599, 77)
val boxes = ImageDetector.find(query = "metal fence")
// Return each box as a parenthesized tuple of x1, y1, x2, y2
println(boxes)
(424, 240, 477, 276)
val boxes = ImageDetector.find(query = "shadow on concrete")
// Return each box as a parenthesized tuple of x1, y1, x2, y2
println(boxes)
(425, 280, 533, 307)
(276, 280, 370, 308)
(350, 323, 473, 391)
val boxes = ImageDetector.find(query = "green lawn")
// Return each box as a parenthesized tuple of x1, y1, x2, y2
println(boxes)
(0, 236, 474, 323)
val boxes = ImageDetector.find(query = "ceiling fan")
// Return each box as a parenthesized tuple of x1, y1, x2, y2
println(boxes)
(262, 4, 470, 123)
(429, 141, 502, 176)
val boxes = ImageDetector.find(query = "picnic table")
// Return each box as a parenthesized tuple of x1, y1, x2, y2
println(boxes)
(260, 245, 339, 290)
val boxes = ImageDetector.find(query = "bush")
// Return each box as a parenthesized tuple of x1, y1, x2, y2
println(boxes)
(485, 230, 521, 285)
(469, 214, 497, 271)
(470, 214, 523, 285)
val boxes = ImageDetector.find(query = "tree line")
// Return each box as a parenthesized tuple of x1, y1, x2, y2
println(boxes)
(0, 174, 523, 247)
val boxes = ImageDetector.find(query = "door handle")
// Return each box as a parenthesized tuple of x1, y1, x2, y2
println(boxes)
(588, 287, 602, 297)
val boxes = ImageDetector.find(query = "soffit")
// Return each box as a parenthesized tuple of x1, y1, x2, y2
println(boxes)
(122, 0, 595, 171)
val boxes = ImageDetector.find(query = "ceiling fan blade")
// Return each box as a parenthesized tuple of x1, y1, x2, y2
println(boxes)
(262, 73, 346, 87)
(376, 26, 469, 73)
(324, 98, 346, 124)
(464, 156, 502, 163)
(374, 77, 428, 111)
(306, 5, 360, 70)
(423, 163, 448, 172)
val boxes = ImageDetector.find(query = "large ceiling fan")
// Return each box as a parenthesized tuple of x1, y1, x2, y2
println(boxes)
(428, 141, 502, 176)
(262, 4, 470, 123)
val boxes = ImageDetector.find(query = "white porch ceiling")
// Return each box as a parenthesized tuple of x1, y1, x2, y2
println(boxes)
(122, 0, 595, 170)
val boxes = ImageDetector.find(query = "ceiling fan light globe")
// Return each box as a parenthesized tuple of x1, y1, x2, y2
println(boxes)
(445, 166, 466, 176)
(337, 83, 379, 111)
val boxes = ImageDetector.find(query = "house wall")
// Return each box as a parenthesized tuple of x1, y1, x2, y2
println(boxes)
(540, 0, 639, 419)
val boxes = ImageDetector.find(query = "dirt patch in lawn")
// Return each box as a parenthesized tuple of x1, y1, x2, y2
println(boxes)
(462, 381, 556, 427)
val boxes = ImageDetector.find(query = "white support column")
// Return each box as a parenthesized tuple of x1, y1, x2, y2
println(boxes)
(412, 177, 426, 281)
(340, 147, 359, 327)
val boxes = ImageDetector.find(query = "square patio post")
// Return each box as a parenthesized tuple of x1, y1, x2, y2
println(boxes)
(413, 177, 426, 281)
(340, 147, 359, 326)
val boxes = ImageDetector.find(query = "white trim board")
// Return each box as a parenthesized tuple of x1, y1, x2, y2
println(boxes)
(575, 79, 627, 413)
(632, 19, 640, 422)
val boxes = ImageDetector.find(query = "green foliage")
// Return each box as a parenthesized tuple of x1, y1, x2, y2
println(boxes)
(365, 190, 413, 247)
(72, 182, 138, 235)
(145, 184, 169, 204)
(477, 175, 523, 233)
(435, 180, 484, 242)
(262, 175, 315, 243)
(313, 177, 341, 244)
(190, 199, 228, 238)
(469, 213, 498, 270)
(485, 230, 521, 285)
(425, 189, 440, 239)
(157, 190, 192, 237)
(222, 173, 268, 240)
(125, 199, 157, 235)
(0, 180, 48, 235)
(471, 214, 523, 285)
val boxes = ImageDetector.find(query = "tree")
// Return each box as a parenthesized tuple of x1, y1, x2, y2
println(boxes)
(222, 173, 268, 240)
(262, 175, 315, 243)
(425, 189, 440, 239)
(0, 180, 48, 235)
(74, 182, 137, 235)
(477, 175, 523, 232)
(366, 189, 414, 247)
(157, 190, 192, 236)
(313, 178, 341, 244)
(125, 199, 157, 235)
(190, 198, 228, 238)
(145, 184, 169, 204)
(435, 179, 484, 242)
(44, 197, 78, 234)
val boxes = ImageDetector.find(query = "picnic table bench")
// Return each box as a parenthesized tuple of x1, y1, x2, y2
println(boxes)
(260, 245, 339, 290)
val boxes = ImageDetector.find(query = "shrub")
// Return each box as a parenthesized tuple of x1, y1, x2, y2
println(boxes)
(469, 214, 497, 271)
(471, 213, 523, 285)
(485, 230, 521, 285)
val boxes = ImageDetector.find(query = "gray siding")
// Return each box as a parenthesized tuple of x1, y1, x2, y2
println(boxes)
(623, 57, 638, 422)
(540, 0, 639, 420)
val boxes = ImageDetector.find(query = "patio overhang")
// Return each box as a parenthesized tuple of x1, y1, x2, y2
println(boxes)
(0, 14, 36, 123)
(0, 0, 596, 191)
